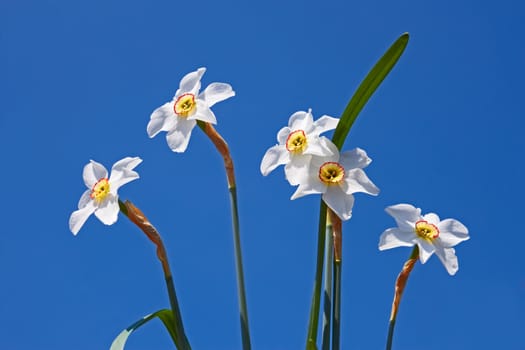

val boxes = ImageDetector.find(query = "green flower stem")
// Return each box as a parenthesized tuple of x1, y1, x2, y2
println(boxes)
(307, 201, 328, 350)
(119, 200, 191, 350)
(321, 213, 333, 350)
(229, 185, 251, 350)
(332, 261, 342, 350)
(385, 246, 419, 350)
(198, 121, 251, 350)
(165, 275, 189, 348)
(328, 209, 342, 350)
(386, 319, 395, 350)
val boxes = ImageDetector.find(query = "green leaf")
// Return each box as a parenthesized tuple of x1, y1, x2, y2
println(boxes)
(306, 33, 410, 350)
(110, 309, 177, 350)
(331, 32, 409, 149)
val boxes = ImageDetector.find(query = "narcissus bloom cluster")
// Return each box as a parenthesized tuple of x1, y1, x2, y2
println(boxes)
(260, 109, 379, 220)
(69, 157, 142, 235)
(379, 203, 469, 275)
(66, 58, 472, 350)
(147, 67, 235, 153)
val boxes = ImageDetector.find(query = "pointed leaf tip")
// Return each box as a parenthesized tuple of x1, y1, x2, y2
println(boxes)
(110, 309, 178, 350)
(331, 32, 409, 149)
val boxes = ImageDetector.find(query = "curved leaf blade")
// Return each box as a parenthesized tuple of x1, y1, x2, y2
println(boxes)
(332, 32, 409, 149)
(110, 309, 177, 350)
(307, 33, 410, 349)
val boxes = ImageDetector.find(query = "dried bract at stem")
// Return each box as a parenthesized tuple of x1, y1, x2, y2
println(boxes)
(123, 200, 172, 277)
(199, 121, 235, 188)
(389, 246, 419, 322)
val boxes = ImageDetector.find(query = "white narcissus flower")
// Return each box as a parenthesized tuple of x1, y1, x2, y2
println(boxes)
(260, 109, 339, 185)
(379, 203, 470, 275)
(290, 141, 379, 220)
(69, 157, 143, 235)
(147, 67, 235, 153)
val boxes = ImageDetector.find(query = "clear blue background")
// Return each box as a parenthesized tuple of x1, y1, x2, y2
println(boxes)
(2, 0, 524, 349)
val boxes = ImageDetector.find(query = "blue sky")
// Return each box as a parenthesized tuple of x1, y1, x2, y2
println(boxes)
(2, 0, 524, 349)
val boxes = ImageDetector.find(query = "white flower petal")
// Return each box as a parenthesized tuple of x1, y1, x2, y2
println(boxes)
(189, 99, 217, 124)
(304, 138, 326, 157)
(416, 239, 436, 264)
(177, 67, 206, 96)
(291, 175, 326, 200)
(284, 154, 311, 185)
(109, 157, 142, 191)
(343, 168, 380, 196)
(260, 145, 289, 176)
(312, 139, 339, 163)
(69, 202, 96, 235)
(147, 102, 177, 138)
(288, 110, 313, 132)
(277, 126, 291, 144)
(166, 119, 197, 152)
(305, 136, 336, 157)
(322, 187, 355, 221)
(423, 213, 440, 225)
(378, 227, 416, 250)
(437, 219, 469, 247)
(200, 83, 235, 107)
(385, 204, 422, 232)
(340, 148, 372, 170)
(434, 246, 459, 275)
(78, 190, 92, 209)
(83, 160, 108, 188)
(312, 115, 339, 135)
(112, 157, 142, 172)
(94, 196, 119, 225)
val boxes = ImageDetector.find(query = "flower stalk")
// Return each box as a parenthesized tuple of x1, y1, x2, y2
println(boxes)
(119, 200, 191, 350)
(328, 208, 342, 350)
(306, 201, 327, 350)
(198, 121, 251, 350)
(321, 212, 333, 350)
(385, 245, 419, 350)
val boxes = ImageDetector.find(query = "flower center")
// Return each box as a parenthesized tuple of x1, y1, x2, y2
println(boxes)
(90, 178, 110, 204)
(414, 220, 440, 241)
(319, 162, 345, 185)
(173, 93, 197, 117)
(286, 130, 308, 154)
